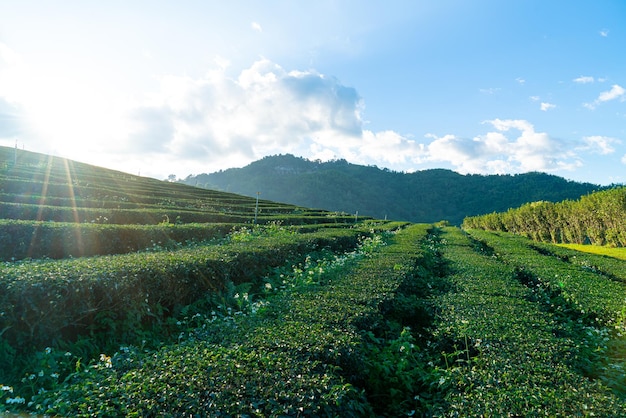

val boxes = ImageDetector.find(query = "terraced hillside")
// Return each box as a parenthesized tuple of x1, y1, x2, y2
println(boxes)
(0, 147, 363, 261)
(1, 147, 625, 415)
(0, 147, 385, 411)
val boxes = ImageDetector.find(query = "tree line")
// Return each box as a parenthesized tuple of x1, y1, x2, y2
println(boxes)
(463, 186, 626, 247)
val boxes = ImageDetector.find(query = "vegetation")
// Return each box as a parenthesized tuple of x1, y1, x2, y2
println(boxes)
(181, 153, 602, 224)
(558, 243, 626, 260)
(1, 146, 625, 415)
(437, 227, 625, 415)
(463, 186, 626, 246)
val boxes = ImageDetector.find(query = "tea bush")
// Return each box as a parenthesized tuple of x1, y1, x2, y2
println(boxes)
(0, 220, 237, 260)
(0, 228, 364, 381)
(466, 229, 626, 328)
(26, 225, 433, 416)
(434, 227, 626, 416)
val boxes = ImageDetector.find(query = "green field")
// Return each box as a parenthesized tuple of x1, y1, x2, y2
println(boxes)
(558, 243, 626, 260)
(1, 147, 625, 416)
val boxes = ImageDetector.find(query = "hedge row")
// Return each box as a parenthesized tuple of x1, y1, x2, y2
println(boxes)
(0, 202, 252, 224)
(463, 187, 626, 246)
(0, 228, 363, 365)
(29, 224, 432, 416)
(0, 220, 239, 261)
(0, 191, 301, 216)
(0, 220, 381, 261)
(465, 229, 626, 328)
(531, 240, 626, 284)
(435, 227, 625, 416)
(0, 202, 362, 226)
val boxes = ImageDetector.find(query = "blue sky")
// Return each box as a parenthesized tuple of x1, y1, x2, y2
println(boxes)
(1, 1, 625, 184)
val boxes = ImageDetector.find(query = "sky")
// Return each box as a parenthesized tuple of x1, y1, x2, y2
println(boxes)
(1, 0, 625, 185)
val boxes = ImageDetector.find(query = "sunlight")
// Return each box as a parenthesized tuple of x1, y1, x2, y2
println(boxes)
(62, 158, 85, 256)
(17, 70, 131, 163)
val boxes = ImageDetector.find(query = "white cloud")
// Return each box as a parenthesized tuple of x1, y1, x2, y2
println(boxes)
(251, 22, 263, 32)
(584, 84, 626, 109)
(109, 58, 433, 176)
(516, 77, 525, 85)
(581, 136, 620, 155)
(622, 154, 626, 165)
(540, 102, 556, 111)
(573, 76, 594, 84)
(598, 84, 625, 102)
(599, 29, 609, 37)
(423, 119, 580, 174)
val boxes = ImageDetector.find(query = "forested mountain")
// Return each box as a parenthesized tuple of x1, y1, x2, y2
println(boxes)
(181, 154, 603, 224)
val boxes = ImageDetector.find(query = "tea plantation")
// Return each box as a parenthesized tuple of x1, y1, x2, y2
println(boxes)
(1, 147, 625, 416)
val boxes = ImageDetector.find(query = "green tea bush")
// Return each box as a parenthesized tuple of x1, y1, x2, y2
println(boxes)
(0, 228, 362, 377)
(434, 228, 626, 416)
(466, 229, 626, 328)
(21, 225, 431, 416)
(0, 220, 237, 260)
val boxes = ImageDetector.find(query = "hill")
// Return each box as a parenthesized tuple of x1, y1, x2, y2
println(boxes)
(1, 146, 625, 416)
(0, 146, 364, 260)
(181, 154, 602, 225)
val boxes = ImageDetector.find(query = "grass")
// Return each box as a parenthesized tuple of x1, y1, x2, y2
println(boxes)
(558, 243, 626, 260)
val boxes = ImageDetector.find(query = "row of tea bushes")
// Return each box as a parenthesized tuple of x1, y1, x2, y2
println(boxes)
(29, 225, 432, 416)
(0, 227, 364, 371)
(531, 240, 626, 284)
(0, 202, 255, 224)
(0, 219, 364, 261)
(0, 201, 363, 225)
(0, 220, 237, 260)
(435, 227, 626, 416)
(466, 229, 626, 329)
(1, 190, 301, 215)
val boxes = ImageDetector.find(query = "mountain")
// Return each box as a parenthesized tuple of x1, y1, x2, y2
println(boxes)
(181, 154, 603, 225)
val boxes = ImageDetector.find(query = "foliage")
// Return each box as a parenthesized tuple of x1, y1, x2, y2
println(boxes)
(464, 186, 626, 246)
(22, 227, 413, 415)
(181, 153, 601, 224)
(466, 229, 626, 327)
(433, 227, 626, 415)
(0, 226, 363, 387)
(0, 220, 236, 260)
(3, 146, 626, 415)
(465, 229, 626, 401)
(558, 242, 626, 260)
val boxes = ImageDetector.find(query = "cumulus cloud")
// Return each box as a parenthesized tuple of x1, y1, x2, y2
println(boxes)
(0, 50, 614, 180)
(125, 67, 600, 178)
(599, 29, 609, 37)
(424, 119, 580, 174)
(584, 84, 626, 109)
(119, 58, 429, 175)
(251, 22, 263, 32)
(540, 102, 556, 111)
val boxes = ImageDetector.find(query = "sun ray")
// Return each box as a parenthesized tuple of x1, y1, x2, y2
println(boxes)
(62, 158, 84, 257)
